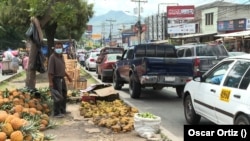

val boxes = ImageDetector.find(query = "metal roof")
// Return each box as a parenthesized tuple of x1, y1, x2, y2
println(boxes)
(170, 32, 217, 39)
(215, 30, 250, 37)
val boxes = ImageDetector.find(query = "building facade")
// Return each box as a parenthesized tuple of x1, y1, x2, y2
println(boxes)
(144, 1, 250, 46)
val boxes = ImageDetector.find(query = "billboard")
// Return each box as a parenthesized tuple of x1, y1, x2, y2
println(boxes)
(86, 25, 93, 33)
(168, 23, 196, 33)
(167, 5, 195, 19)
(217, 18, 246, 31)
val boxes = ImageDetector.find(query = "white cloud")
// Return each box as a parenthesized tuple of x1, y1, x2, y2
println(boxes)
(88, 0, 244, 17)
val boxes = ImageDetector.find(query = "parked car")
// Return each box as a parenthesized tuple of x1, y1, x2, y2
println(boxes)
(96, 47, 124, 73)
(97, 53, 121, 82)
(175, 43, 229, 76)
(183, 54, 250, 125)
(228, 51, 247, 56)
(85, 51, 99, 71)
(113, 43, 195, 98)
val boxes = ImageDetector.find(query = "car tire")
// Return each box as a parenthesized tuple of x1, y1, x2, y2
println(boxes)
(129, 73, 141, 99)
(235, 115, 250, 125)
(113, 71, 122, 90)
(176, 86, 184, 98)
(184, 95, 201, 124)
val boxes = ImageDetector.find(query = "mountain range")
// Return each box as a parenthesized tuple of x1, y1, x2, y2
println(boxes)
(88, 10, 142, 37)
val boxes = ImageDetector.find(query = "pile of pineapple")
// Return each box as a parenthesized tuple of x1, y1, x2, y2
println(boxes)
(0, 87, 55, 141)
(79, 99, 139, 133)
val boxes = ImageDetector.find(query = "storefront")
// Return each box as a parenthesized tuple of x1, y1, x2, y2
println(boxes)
(216, 18, 250, 52)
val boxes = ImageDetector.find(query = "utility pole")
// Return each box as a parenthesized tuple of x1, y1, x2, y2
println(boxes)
(101, 22, 106, 46)
(106, 19, 116, 43)
(132, 0, 147, 44)
(157, 3, 178, 40)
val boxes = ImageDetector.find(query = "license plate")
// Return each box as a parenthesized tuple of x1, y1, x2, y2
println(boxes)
(165, 77, 175, 81)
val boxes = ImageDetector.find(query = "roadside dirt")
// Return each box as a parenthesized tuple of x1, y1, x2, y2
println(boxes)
(2, 71, 168, 141)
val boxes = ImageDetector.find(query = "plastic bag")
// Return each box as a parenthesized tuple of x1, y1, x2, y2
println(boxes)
(133, 113, 161, 139)
(31, 50, 46, 73)
(25, 23, 34, 38)
(50, 88, 63, 102)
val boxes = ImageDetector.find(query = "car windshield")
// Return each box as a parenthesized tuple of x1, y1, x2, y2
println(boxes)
(107, 54, 120, 61)
(196, 44, 228, 56)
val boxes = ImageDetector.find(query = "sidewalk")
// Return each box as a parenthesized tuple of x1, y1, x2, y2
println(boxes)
(0, 66, 24, 82)
(0, 67, 179, 141)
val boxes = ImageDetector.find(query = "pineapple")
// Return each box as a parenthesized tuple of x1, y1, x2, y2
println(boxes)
(10, 117, 24, 130)
(1, 122, 14, 136)
(10, 130, 23, 141)
(0, 132, 7, 141)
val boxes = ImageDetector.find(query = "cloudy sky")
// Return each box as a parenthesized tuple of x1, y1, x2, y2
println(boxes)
(88, 0, 246, 17)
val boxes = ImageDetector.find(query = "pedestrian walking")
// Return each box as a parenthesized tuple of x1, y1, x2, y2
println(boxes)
(78, 52, 85, 67)
(48, 42, 72, 118)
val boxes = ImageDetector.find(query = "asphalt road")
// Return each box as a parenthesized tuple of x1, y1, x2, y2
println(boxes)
(86, 69, 214, 141)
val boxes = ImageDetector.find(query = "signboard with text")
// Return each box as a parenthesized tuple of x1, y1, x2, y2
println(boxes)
(246, 19, 250, 30)
(217, 18, 246, 31)
(167, 5, 195, 19)
(168, 23, 196, 33)
(86, 25, 93, 33)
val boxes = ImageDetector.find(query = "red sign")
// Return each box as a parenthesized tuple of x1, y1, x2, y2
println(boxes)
(167, 5, 194, 19)
(86, 25, 92, 33)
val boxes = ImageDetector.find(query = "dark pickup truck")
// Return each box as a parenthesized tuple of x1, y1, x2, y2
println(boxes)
(112, 43, 195, 99)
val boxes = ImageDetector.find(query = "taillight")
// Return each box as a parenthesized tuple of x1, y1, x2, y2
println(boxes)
(194, 58, 201, 76)
(90, 58, 95, 62)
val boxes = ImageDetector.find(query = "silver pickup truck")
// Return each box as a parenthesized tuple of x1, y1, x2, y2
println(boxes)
(175, 43, 229, 76)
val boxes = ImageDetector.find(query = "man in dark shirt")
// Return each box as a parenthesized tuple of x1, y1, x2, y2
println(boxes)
(48, 42, 72, 118)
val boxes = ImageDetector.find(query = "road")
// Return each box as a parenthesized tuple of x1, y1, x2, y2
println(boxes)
(86, 69, 214, 141)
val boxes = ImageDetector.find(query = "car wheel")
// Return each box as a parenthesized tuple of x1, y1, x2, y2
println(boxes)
(176, 86, 184, 98)
(235, 115, 250, 125)
(184, 95, 201, 124)
(129, 73, 141, 99)
(113, 71, 122, 90)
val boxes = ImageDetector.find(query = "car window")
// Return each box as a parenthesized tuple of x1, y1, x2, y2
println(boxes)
(185, 49, 192, 57)
(107, 54, 118, 61)
(177, 48, 184, 57)
(205, 61, 234, 85)
(239, 68, 250, 89)
(223, 61, 250, 88)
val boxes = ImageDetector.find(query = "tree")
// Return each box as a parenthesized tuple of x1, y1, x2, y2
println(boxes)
(0, 0, 94, 88)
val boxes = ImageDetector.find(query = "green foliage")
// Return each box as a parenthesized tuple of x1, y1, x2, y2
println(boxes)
(0, 0, 94, 50)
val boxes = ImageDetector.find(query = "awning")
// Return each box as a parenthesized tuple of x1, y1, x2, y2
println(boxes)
(170, 32, 217, 39)
(215, 30, 250, 37)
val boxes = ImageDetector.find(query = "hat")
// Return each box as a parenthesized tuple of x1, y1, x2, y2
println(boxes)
(50, 88, 64, 102)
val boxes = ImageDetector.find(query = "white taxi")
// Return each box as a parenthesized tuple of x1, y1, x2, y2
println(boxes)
(183, 54, 250, 125)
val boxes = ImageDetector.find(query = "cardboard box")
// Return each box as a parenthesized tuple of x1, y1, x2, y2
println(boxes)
(80, 84, 119, 102)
